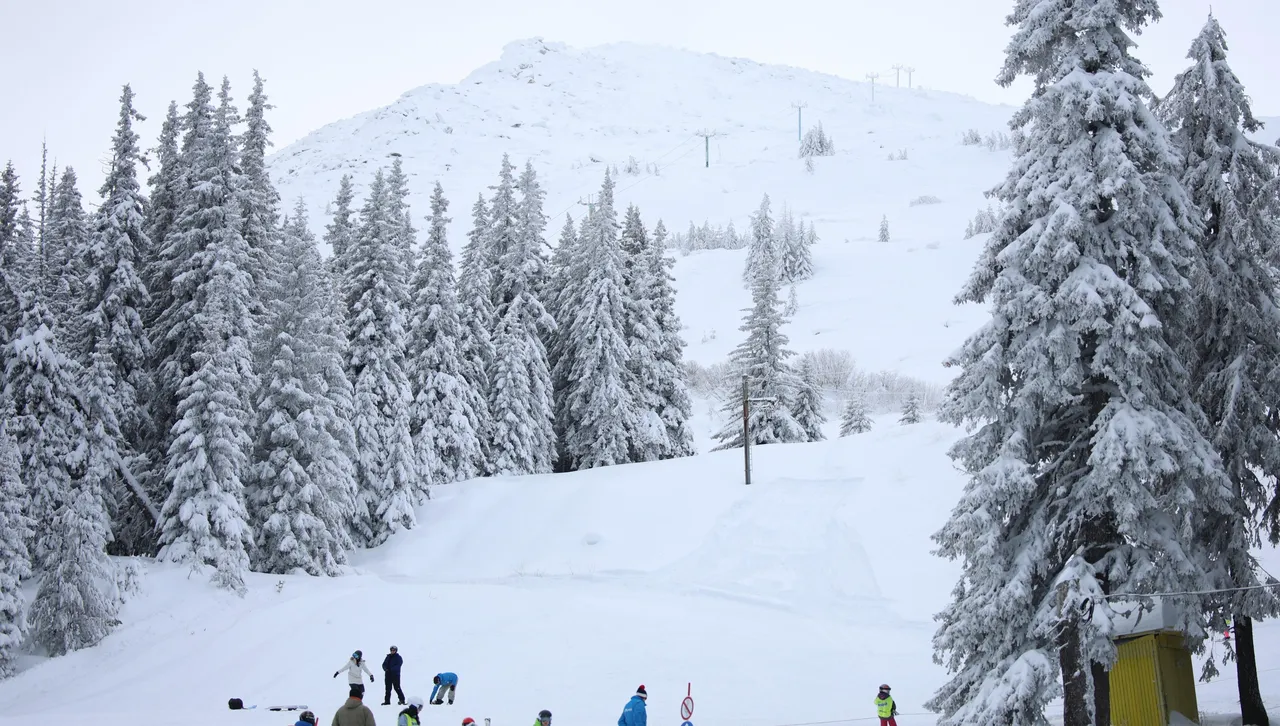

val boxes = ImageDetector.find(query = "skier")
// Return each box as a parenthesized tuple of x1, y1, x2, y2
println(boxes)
(334, 650, 376, 697)
(382, 646, 405, 706)
(333, 685, 378, 726)
(397, 697, 426, 726)
(618, 685, 647, 726)
(430, 672, 459, 705)
(533, 710, 552, 726)
(875, 684, 898, 726)
(295, 711, 319, 726)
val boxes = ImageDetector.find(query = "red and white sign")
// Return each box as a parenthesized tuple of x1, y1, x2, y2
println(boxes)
(681, 697, 695, 720)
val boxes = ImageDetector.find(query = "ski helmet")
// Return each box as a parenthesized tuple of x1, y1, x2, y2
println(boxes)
(539, 710, 553, 722)
(353, 650, 363, 658)
(300, 711, 318, 725)
(463, 719, 477, 726)
(879, 684, 891, 692)
(409, 697, 425, 709)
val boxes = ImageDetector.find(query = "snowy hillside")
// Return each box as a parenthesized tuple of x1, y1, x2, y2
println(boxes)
(269, 39, 1015, 382)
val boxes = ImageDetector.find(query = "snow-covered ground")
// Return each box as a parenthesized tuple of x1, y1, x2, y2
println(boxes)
(3, 40, 1278, 726)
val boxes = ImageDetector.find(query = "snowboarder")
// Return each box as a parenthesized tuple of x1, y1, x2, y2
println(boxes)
(295, 711, 319, 726)
(333, 685, 377, 726)
(618, 685, 647, 726)
(382, 646, 405, 706)
(430, 672, 458, 705)
(397, 697, 425, 726)
(875, 684, 898, 726)
(533, 710, 552, 726)
(335, 650, 376, 697)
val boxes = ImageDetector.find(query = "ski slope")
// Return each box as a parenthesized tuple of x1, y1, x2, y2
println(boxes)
(3, 40, 1279, 726)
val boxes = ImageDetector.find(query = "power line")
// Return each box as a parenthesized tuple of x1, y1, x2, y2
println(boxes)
(1103, 582, 1280, 600)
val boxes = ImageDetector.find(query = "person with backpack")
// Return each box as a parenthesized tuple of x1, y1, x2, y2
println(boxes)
(875, 684, 898, 726)
(618, 685, 647, 726)
(397, 696, 425, 726)
(334, 650, 376, 697)
(430, 672, 459, 705)
(333, 685, 377, 726)
(381, 646, 405, 706)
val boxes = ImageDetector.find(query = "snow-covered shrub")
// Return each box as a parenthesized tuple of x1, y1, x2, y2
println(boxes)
(878, 215, 890, 242)
(798, 349, 857, 389)
(799, 123, 835, 158)
(623, 156, 641, 175)
(982, 132, 1011, 151)
(910, 195, 942, 206)
(964, 205, 999, 238)
(667, 221, 750, 252)
(960, 129, 983, 145)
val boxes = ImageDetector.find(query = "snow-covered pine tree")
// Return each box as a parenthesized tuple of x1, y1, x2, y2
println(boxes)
(742, 195, 775, 284)
(548, 212, 584, 471)
(0, 164, 32, 335)
(785, 285, 799, 317)
(456, 193, 496, 473)
(155, 76, 257, 594)
(928, 3, 1241, 725)
(141, 101, 183, 346)
(898, 393, 922, 425)
(43, 167, 89, 328)
(560, 172, 638, 469)
(792, 357, 827, 441)
(799, 122, 835, 157)
(713, 196, 805, 449)
(839, 391, 873, 436)
(325, 174, 357, 270)
(80, 85, 159, 555)
(777, 206, 813, 284)
(343, 169, 418, 544)
(486, 156, 556, 475)
(877, 215, 889, 243)
(407, 183, 485, 486)
(1158, 17, 1280, 724)
(5, 296, 120, 654)
(513, 160, 557, 467)
(619, 204, 667, 461)
(248, 200, 356, 576)
(0, 409, 31, 678)
(238, 70, 281, 327)
(385, 158, 417, 277)
(646, 220, 696, 458)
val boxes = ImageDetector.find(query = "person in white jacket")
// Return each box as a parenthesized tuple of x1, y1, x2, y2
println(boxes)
(334, 650, 375, 697)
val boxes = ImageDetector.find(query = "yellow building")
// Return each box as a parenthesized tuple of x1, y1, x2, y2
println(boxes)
(1110, 624, 1200, 726)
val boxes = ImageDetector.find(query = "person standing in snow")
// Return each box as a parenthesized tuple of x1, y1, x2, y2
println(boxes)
(296, 711, 319, 726)
(333, 685, 377, 726)
(618, 685, 647, 726)
(874, 684, 898, 726)
(334, 650, 376, 697)
(382, 646, 405, 706)
(397, 696, 425, 726)
(430, 672, 458, 705)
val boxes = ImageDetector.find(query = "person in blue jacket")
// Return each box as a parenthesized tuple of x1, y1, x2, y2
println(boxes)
(430, 672, 459, 705)
(618, 685, 647, 726)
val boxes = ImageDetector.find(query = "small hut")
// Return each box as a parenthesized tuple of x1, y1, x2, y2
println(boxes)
(1109, 599, 1200, 726)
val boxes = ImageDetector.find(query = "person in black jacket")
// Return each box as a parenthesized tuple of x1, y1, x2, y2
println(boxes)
(382, 646, 405, 706)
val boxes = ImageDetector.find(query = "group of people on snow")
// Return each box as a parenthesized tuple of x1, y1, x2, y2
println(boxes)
(332, 648, 457, 707)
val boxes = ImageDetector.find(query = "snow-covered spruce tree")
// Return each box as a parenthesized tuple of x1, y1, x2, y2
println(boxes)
(792, 357, 827, 441)
(778, 206, 813, 284)
(155, 76, 257, 594)
(742, 194, 775, 284)
(1159, 17, 1280, 724)
(44, 167, 89, 328)
(560, 172, 638, 469)
(457, 193, 496, 473)
(647, 220, 696, 458)
(0, 164, 32, 335)
(713, 196, 804, 449)
(80, 85, 158, 555)
(877, 215, 890, 243)
(343, 169, 418, 544)
(927, 2, 1240, 725)
(5, 296, 120, 654)
(799, 122, 835, 158)
(385, 158, 418, 277)
(141, 100, 183, 346)
(898, 392, 922, 425)
(839, 392, 873, 436)
(325, 174, 357, 271)
(548, 212, 584, 471)
(407, 183, 485, 485)
(513, 161, 557, 467)
(0, 410, 32, 678)
(238, 70, 281, 327)
(619, 204, 668, 461)
(486, 156, 556, 475)
(248, 200, 356, 576)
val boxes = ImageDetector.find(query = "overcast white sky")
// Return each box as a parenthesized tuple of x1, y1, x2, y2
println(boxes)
(2, 0, 1276, 195)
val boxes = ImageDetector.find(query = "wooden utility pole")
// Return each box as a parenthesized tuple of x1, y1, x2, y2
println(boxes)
(741, 375, 778, 486)
(696, 129, 720, 168)
(866, 72, 881, 102)
(791, 101, 807, 141)
(892, 64, 905, 87)
(905, 66, 916, 88)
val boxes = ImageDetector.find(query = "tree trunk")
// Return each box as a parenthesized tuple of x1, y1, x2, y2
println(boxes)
(1092, 659, 1111, 726)
(1235, 616, 1270, 726)
(1060, 619, 1095, 726)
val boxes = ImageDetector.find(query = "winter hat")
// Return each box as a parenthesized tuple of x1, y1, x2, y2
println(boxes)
(636, 685, 648, 700)
(463, 719, 477, 726)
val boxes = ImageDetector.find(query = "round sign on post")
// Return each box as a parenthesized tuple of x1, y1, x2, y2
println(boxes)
(681, 697, 695, 721)
(682, 722, 694, 726)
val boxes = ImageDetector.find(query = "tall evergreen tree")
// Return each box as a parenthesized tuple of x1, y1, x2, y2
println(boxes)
(714, 196, 804, 449)
(457, 193, 496, 474)
(343, 170, 417, 544)
(325, 174, 357, 268)
(618, 204, 667, 461)
(238, 70, 281, 320)
(407, 183, 485, 485)
(792, 357, 827, 441)
(44, 167, 89, 327)
(155, 76, 257, 594)
(0, 411, 31, 678)
(839, 392, 873, 436)
(560, 173, 638, 469)
(898, 393, 922, 425)
(143, 100, 184, 327)
(646, 220, 696, 459)
(81, 85, 158, 555)
(385, 158, 417, 277)
(248, 201, 357, 575)
(1159, 17, 1280, 725)
(0, 164, 32, 334)
(777, 206, 813, 284)
(927, 3, 1241, 725)
(548, 212, 584, 471)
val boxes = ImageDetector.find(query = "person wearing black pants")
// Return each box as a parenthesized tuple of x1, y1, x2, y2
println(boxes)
(382, 646, 405, 706)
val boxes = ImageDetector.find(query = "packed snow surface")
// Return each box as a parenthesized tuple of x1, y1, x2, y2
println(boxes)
(4, 40, 1278, 726)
